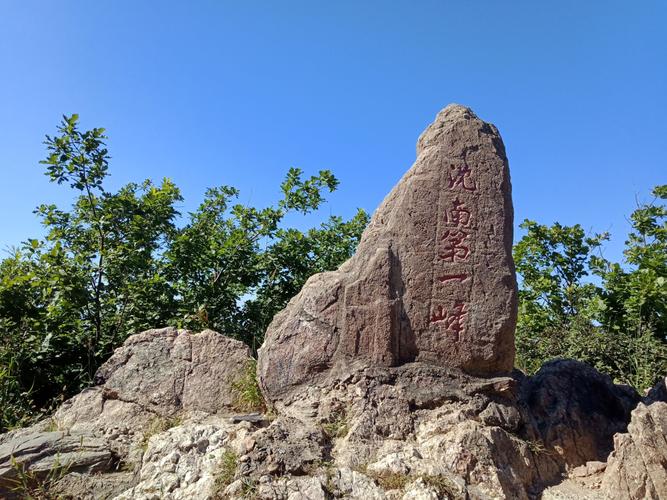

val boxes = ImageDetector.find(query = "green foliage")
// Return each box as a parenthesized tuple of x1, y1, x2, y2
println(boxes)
(9, 454, 70, 499)
(0, 115, 368, 431)
(212, 449, 239, 497)
(231, 359, 265, 413)
(514, 185, 667, 390)
(596, 184, 667, 339)
(0, 351, 37, 430)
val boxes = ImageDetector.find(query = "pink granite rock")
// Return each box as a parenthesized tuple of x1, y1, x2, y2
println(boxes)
(258, 104, 517, 402)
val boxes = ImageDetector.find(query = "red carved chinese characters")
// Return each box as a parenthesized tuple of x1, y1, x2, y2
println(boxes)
(429, 300, 468, 340)
(439, 229, 470, 262)
(448, 163, 476, 192)
(431, 167, 476, 338)
(444, 197, 471, 228)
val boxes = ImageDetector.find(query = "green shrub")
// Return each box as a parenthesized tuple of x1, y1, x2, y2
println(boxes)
(231, 360, 266, 413)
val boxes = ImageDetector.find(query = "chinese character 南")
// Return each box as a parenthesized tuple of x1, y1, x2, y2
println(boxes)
(444, 197, 471, 228)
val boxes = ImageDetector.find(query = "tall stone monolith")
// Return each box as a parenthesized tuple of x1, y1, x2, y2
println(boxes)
(258, 104, 517, 403)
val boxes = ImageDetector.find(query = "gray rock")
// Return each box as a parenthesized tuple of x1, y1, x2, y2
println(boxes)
(520, 359, 640, 467)
(95, 327, 252, 416)
(0, 430, 114, 497)
(600, 401, 667, 499)
(241, 417, 328, 477)
(255, 475, 330, 500)
(116, 418, 252, 500)
(51, 471, 136, 500)
(259, 104, 517, 404)
(0, 328, 253, 499)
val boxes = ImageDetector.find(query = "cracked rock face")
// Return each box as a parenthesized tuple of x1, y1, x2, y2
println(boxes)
(93, 327, 252, 416)
(0, 328, 252, 499)
(258, 104, 517, 404)
(599, 383, 667, 500)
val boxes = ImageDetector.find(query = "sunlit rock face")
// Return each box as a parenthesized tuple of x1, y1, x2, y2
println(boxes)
(259, 104, 517, 403)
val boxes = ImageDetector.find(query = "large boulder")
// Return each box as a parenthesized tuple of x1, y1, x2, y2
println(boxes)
(92, 327, 252, 416)
(520, 359, 640, 467)
(599, 401, 667, 499)
(0, 328, 253, 499)
(259, 104, 518, 404)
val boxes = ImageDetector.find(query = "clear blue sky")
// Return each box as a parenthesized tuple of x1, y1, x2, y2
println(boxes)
(1, 1, 665, 263)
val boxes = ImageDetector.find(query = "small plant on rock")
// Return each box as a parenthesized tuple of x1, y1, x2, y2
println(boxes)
(367, 470, 411, 491)
(240, 477, 258, 499)
(231, 359, 266, 413)
(9, 454, 70, 499)
(322, 411, 349, 439)
(212, 448, 239, 496)
(526, 439, 552, 455)
(420, 474, 462, 498)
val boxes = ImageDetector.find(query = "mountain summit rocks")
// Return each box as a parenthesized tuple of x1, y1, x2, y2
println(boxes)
(258, 104, 517, 403)
(1, 106, 664, 500)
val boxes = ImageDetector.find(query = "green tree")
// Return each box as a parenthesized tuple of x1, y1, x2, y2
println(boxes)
(595, 185, 667, 339)
(513, 220, 608, 374)
(592, 185, 667, 389)
(37, 115, 183, 378)
(0, 115, 368, 431)
(166, 169, 369, 350)
(514, 186, 667, 389)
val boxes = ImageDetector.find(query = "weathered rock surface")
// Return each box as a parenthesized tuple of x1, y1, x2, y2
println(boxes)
(599, 401, 667, 499)
(0, 327, 252, 499)
(5, 336, 645, 499)
(116, 418, 256, 500)
(93, 327, 252, 416)
(594, 376, 667, 500)
(259, 104, 518, 404)
(0, 430, 114, 493)
(0, 334, 660, 500)
(520, 359, 640, 467)
(222, 359, 643, 500)
(541, 375, 667, 500)
(1, 106, 665, 500)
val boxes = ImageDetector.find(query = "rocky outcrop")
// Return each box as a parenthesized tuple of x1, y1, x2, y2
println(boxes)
(115, 419, 257, 500)
(0, 430, 114, 493)
(597, 376, 667, 499)
(542, 376, 667, 500)
(259, 104, 518, 404)
(4, 326, 646, 500)
(215, 358, 646, 499)
(0, 328, 253, 499)
(92, 327, 253, 416)
(520, 359, 640, 467)
(1, 105, 665, 500)
(599, 401, 667, 499)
